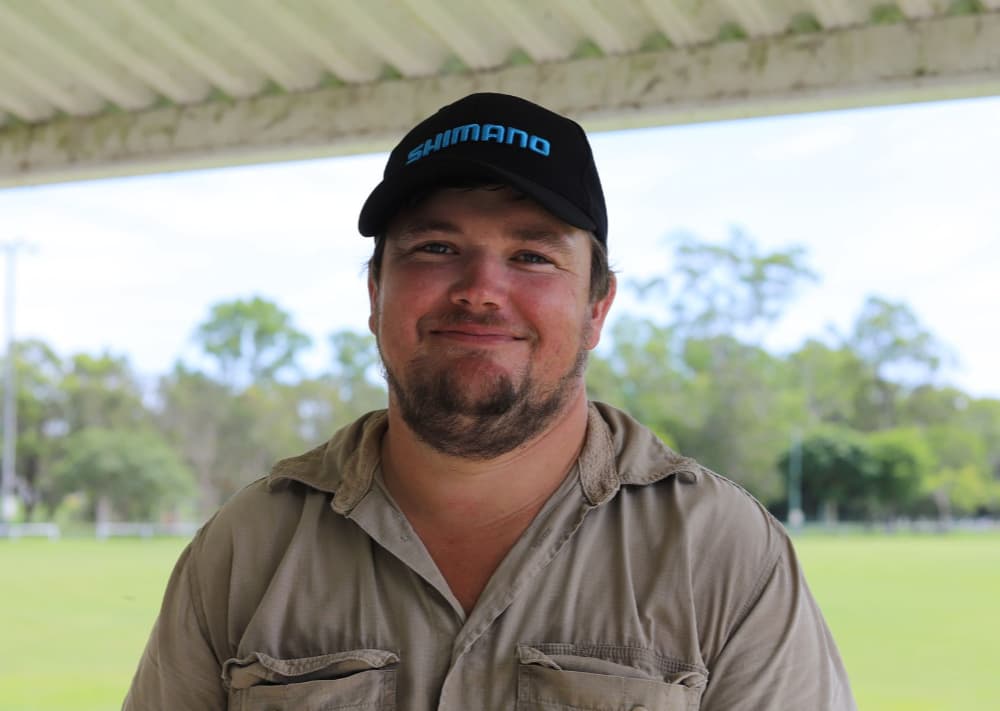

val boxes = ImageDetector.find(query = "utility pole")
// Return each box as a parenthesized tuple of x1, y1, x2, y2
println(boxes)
(787, 428, 804, 531)
(1, 240, 34, 524)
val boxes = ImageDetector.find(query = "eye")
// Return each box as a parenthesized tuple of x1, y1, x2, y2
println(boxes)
(417, 242, 454, 255)
(515, 252, 552, 265)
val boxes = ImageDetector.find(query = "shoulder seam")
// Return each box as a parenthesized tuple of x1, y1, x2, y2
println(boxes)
(187, 525, 227, 666)
(727, 543, 783, 657)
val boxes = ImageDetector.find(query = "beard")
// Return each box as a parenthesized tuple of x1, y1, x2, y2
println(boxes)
(378, 315, 590, 460)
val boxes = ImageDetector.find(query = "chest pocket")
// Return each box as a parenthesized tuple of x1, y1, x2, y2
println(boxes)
(223, 648, 398, 710)
(516, 644, 705, 711)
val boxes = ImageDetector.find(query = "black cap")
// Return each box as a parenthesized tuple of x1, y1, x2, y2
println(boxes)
(358, 92, 607, 244)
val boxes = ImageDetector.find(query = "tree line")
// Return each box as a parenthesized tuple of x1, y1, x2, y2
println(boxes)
(3, 231, 998, 526)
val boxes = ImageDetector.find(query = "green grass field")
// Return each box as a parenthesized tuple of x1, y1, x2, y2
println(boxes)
(1, 532, 998, 710)
(796, 532, 1000, 710)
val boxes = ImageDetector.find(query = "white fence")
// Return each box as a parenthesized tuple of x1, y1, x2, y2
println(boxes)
(94, 521, 200, 539)
(0, 522, 61, 539)
(1, 521, 201, 539)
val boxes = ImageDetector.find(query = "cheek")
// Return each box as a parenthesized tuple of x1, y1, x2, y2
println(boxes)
(383, 267, 446, 308)
(373, 276, 436, 345)
(516, 282, 591, 347)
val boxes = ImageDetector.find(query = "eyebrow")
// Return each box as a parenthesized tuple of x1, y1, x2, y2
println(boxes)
(394, 220, 576, 255)
(394, 219, 461, 242)
(510, 227, 576, 255)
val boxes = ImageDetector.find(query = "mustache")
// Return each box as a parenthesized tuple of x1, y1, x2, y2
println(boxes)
(419, 309, 520, 331)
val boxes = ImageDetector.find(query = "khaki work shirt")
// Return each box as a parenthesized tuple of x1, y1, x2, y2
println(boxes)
(124, 402, 856, 710)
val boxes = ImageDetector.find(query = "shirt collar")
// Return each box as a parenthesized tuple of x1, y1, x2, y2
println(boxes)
(266, 403, 699, 512)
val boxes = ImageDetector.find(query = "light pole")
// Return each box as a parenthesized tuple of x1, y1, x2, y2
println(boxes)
(788, 428, 804, 530)
(1, 240, 33, 524)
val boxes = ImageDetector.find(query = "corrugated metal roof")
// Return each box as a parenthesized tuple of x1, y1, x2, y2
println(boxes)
(1, 0, 999, 185)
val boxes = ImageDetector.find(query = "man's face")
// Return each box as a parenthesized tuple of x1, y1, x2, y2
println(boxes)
(368, 186, 615, 459)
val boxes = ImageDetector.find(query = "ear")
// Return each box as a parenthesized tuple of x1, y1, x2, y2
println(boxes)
(367, 271, 379, 335)
(584, 274, 616, 350)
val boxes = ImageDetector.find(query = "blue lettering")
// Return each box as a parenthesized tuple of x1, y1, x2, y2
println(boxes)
(421, 132, 443, 159)
(529, 136, 550, 156)
(505, 128, 529, 148)
(451, 124, 481, 143)
(482, 124, 505, 143)
(404, 122, 550, 164)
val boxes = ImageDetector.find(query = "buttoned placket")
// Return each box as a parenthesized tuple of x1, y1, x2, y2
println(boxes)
(343, 463, 600, 710)
(436, 470, 595, 710)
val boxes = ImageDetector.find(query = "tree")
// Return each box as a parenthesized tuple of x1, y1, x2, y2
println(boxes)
(677, 335, 802, 501)
(51, 427, 194, 523)
(328, 329, 386, 419)
(635, 228, 817, 343)
(920, 424, 996, 520)
(845, 296, 947, 430)
(587, 316, 686, 446)
(233, 380, 321, 486)
(778, 428, 879, 523)
(157, 362, 352, 518)
(963, 398, 1000, 483)
(866, 428, 933, 519)
(923, 465, 998, 521)
(157, 364, 239, 517)
(0, 339, 65, 518)
(194, 296, 311, 389)
(60, 352, 148, 433)
(615, 230, 818, 501)
(163, 297, 316, 517)
(787, 339, 868, 428)
(849, 296, 944, 380)
(589, 317, 798, 502)
(898, 384, 970, 428)
(779, 427, 941, 523)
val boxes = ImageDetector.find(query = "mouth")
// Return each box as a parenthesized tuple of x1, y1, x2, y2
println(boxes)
(430, 329, 526, 345)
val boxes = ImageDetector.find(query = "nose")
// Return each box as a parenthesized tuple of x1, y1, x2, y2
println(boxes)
(449, 254, 508, 310)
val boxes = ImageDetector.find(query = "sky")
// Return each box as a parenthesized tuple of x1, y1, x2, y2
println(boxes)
(1, 95, 998, 398)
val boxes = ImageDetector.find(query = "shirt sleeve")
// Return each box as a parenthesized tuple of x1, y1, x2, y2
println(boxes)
(699, 534, 857, 711)
(122, 534, 228, 710)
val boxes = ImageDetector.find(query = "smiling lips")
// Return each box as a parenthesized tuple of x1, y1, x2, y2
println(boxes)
(429, 327, 526, 345)
(420, 310, 532, 346)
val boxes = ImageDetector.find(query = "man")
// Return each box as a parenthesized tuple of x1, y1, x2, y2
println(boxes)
(125, 93, 855, 710)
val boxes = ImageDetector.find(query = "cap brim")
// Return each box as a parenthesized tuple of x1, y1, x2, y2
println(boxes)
(358, 157, 597, 237)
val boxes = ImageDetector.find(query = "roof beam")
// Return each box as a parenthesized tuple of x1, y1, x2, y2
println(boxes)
(37, 0, 209, 104)
(173, 0, 320, 92)
(897, 1, 938, 18)
(328, 2, 443, 76)
(110, 0, 262, 98)
(3, 12, 1000, 187)
(551, 0, 638, 54)
(806, 0, 867, 27)
(0, 69, 56, 123)
(718, 0, 788, 36)
(243, 0, 381, 83)
(483, 0, 576, 60)
(400, 0, 508, 69)
(0, 2, 156, 111)
(638, 0, 715, 46)
(0, 43, 104, 116)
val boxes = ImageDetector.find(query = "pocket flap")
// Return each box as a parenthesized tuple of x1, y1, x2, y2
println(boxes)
(518, 643, 706, 687)
(224, 649, 400, 690)
(517, 645, 562, 670)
